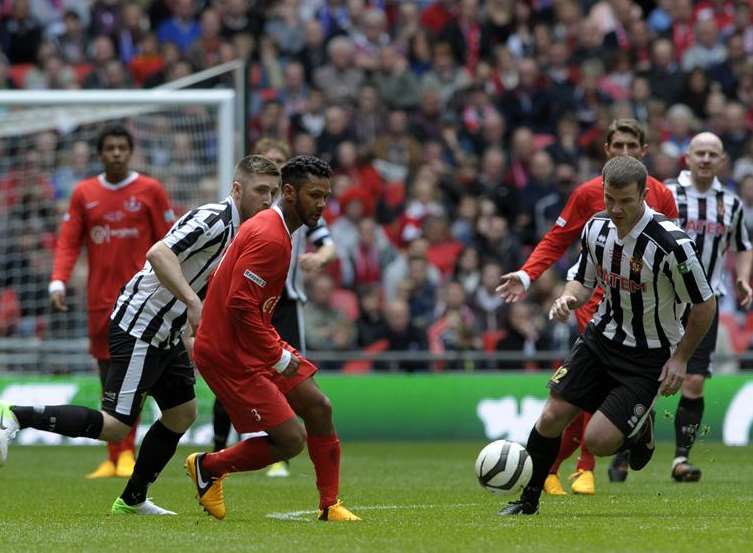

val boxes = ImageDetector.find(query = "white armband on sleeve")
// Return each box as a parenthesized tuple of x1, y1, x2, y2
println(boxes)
(514, 270, 532, 291)
(273, 348, 292, 373)
(49, 280, 66, 295)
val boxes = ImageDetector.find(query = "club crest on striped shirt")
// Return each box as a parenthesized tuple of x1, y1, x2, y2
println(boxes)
(629, 256, 643, 274)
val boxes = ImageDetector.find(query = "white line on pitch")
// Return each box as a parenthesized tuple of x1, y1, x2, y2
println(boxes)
(267, 502, 481, 522)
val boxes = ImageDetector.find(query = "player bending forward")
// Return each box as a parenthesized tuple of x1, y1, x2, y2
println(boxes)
(185, 155, 360, 522)
(500, 156, 715, 516)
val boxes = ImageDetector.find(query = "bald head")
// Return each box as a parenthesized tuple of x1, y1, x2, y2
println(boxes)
(686, 132, 725, 189)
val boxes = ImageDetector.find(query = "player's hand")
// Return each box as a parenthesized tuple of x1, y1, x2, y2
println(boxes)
(496, 273, 527, 303)
(186, 299, 203, 335)
(736, 278, 753, 309)
(299, 252, 325, 273)
(658, 356, 687, 396)
(281, 353, 300, 378)
(50, 291, 68, 312)
(549, 294, 577, 322)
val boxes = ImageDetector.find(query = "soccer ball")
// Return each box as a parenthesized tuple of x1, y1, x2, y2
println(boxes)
(475, 440, 533, 495)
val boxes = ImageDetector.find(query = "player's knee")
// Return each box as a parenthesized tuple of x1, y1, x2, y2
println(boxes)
(101, 412, 131, 442)
(682, 374, 705, 398)
(537, 404, 570, 437)
(307, 393, 332, 424)
(583, 429, 620, 456)
(278, 427, 307, 459)
(161, 402, 198, 433)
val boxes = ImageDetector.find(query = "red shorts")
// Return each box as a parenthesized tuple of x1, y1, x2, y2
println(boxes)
(196, 351, 318, 434)
(88, 309, 112, 361)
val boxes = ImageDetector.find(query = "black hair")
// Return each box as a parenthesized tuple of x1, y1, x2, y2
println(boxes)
(97, 124, 134, 153)
(280, 155, 333, 190)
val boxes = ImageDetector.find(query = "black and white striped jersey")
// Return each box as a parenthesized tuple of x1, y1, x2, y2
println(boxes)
(571, 205, 713, 350)
(284, 217, 333, 302)
(111, 196, 240, 348)
(666, 171, 752, 295)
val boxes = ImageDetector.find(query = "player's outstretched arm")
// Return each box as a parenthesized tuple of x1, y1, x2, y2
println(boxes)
(659, 296, 716, 396)
(735, 249, 753, 309)
(147, 241, 202, 332)
(548, 280, 592, 322)
(497, 272, 528, 303)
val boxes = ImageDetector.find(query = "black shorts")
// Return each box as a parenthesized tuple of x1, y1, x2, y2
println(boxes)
(272, 289, 305, 352)
(683, 302, 719, 377)
(548, 325, 667, 438)
(102, 325, 195, 426)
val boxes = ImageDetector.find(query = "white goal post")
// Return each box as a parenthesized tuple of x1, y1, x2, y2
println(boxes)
(0, 89, 237, 371)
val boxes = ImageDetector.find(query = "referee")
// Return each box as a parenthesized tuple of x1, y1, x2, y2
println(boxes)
(611, 132, 753, 483)
(500, 156, 716, 516)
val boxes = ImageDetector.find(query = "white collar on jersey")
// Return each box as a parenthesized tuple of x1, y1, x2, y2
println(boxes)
(97, 171, 139, 190)
(271, 204, 292, 239)
(608, 203, 655, 239)
(677, 169, 723, 192)
(226, 195, 240, 231)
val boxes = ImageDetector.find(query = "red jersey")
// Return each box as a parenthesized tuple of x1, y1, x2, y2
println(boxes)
(51, 172, 174, 312)
(520, 175, 679, 332)
(195, 206, 293, 374)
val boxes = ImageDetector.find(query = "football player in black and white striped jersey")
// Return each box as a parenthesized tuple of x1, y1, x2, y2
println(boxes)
(620, 132, 752, 483)
(500, 157, 716, 516)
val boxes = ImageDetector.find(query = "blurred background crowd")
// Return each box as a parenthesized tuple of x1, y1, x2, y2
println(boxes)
(3, 0, 753, 371)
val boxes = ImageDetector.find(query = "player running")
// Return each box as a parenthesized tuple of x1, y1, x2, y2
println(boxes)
(0, 155, 279, 515)
(49, 125, 174, 479)
(496, 119, 678, 494)
(185, 155, 360, 522)
(610, 132, 752, 483)
(500, 156, 715, 516)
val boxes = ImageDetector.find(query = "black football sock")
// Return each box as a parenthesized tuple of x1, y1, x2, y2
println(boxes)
(121, 420, 182, 506)
(10, 405, 103, 438)
(674, 396, 704, 460)
(213, 399, 232, 452)
(521, 426, 561, 505)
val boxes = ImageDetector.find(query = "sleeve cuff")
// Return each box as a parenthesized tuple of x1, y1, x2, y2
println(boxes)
(515, 270, 532, 291)
(49, 280, 66, 295)
(273, 348, 292, 373)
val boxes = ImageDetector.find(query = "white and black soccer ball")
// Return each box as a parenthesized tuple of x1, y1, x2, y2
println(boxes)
(475, 440, 533, 495)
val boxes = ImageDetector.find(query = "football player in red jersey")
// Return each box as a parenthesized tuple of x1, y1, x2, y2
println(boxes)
(186, 155, 360, 522)
(497, 119, 679, 495)
(49, 125, 174, 479)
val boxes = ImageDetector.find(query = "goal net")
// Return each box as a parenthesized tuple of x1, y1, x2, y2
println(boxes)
(0, 89, 236, 372)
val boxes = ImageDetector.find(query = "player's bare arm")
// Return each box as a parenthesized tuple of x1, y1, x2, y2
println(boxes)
(299, 243, 336, 272)
(735, 249, 753, 309)
(659, 296, 716, 396)
(146, 241, 202, 333)
(548, 280, 593, 322)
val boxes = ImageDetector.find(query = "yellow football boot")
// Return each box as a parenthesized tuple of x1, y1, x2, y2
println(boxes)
(569, 469, 596, 495)
(318, 499, 361, 521)
(85, 459, 117, 479)
(544, 473, 567, 495)
(116, 450, 136, 478)
(185, 452, 226, 520)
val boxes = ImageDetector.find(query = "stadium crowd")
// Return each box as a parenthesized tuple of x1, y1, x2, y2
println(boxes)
(3, 0, 753, 371)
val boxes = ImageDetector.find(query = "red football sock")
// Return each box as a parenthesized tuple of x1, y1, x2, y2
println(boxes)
(107, 441, 120, 463)
(123, 420, 138, 454)
(202, 436, 276, 477)
(308, 434, 340, 510)
(549, 413, 584, 474)
(576, 412, 595, 471)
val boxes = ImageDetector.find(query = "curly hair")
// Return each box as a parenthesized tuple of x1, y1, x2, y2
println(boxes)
(97, 124, 134, 153)
(280, 155, 333, 190)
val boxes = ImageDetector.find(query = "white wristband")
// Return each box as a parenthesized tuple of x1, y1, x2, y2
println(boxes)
(49, 280, 66, 295)
(514, 270, 532, 291)
(273, 348, 292, 373)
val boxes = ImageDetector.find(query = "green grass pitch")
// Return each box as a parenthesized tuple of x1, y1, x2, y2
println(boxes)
(1, 442, 751, 553)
